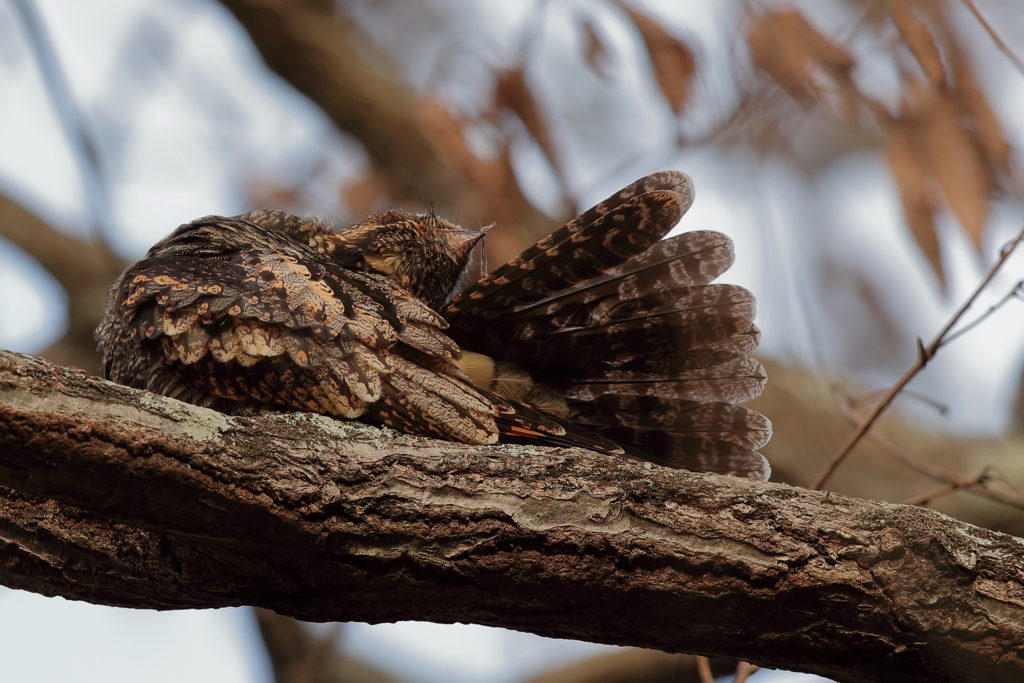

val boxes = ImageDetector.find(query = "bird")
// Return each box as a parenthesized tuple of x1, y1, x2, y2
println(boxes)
(96, 171, 771, 479)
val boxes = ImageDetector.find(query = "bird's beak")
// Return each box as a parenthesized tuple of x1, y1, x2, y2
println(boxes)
(442, 229, 486, 257)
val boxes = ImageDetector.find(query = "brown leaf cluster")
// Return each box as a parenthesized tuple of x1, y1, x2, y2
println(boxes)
(619, 5, 696, 116)
(286, 2, 1011, 289)
(265, 2, 701, 261)
(747, 10, 858, 120)
(745, 2, 1012, 285)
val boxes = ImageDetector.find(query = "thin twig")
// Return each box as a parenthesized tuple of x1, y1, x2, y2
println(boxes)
(813, 224, 1024, 489)
(10, 0, 118, 245)
(833, 387, 1024, 511)
(942, 281, 1024, 346)
(848, 386, 949, 415)
(902, 478, 979, 508)
(959, 0, 1024, 78)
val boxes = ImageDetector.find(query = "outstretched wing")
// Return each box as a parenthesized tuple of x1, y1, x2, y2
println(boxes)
(97, 215, 499, 445)
(442, 173, 772, 479)
(444, 170, 694, 334)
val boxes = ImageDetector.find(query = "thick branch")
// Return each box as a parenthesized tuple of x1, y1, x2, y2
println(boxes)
(216, 0, 457, 205)
(1, 349, 1023, 683)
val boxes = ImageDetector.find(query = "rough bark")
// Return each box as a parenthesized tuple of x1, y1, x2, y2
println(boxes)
(1, 349, 1023, 682)
(751, 359, 1024, 537)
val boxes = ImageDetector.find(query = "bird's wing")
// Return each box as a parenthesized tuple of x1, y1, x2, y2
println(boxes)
(440, 173, 772, 479)
(444, 170, 694, 334)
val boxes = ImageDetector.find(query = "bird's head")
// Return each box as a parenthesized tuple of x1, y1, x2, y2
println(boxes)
(318, 209, 484, 310)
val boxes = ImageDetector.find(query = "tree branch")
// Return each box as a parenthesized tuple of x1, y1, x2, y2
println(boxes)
(0, 191, 124, 373)
(214, 0, 559, 262)
(1, 348, 1023, 683)
(750, 359, 1024, 537)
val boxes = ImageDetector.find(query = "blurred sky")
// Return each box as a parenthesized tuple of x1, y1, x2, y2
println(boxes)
(1, 0, 1023, 681)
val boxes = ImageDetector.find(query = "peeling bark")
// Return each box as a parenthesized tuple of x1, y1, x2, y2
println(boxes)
(0, 348, 1023, 683)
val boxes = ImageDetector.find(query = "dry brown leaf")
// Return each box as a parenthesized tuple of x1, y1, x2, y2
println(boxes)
(885, 76, 993, 276)
(493, 68, 561, 178)
(924, 95, 991, 248)
(747, 10, 858, 118)
(888, 0, 947, 88)
(891, 0, 1003, 247)
(621, 6, 695, 115)
(580, 16, 612, 80)
(946, 48, 1012, 177)
(885, 114, 945, 285)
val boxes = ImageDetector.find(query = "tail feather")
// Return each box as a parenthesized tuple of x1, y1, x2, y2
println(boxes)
(506, 230, 737, 319)
(464, 276, 758, 381)
(562, 353, 767, 404)
(496, 314, 760, 381)
(582, 396, 772, 480)
(570, 395, 771, 446)
(507, 283, 756, 341)
(609, 429, 771, 480)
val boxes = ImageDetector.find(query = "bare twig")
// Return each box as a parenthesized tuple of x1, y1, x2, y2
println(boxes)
(873, 434, 1024, 510)
(959, 0, 1024, 78)
(847, 386, 948, 416)
(833, 387, 1024, 511)
(942, 280, 1024, 346)
(813, 224, 1024, 489)
(10, 0, 117, 244)
(902, 481, 966, 508)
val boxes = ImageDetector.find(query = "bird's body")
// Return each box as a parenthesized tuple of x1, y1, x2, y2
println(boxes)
(97, 171, 772, 479)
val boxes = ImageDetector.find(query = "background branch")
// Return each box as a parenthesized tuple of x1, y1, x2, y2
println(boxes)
(813, 223, 1024, 489)
(215, 0, 558, 262)
(0, 192, 124, 374)
(1, 349, 1023, 683)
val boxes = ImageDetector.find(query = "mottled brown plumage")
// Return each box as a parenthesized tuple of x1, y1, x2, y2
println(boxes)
(96, 171, 771, 479)
(96, 209, 501, 445)
(444, 171, 771, 478)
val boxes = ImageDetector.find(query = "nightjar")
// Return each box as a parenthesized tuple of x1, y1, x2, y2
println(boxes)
(96, 171, 772, 479)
